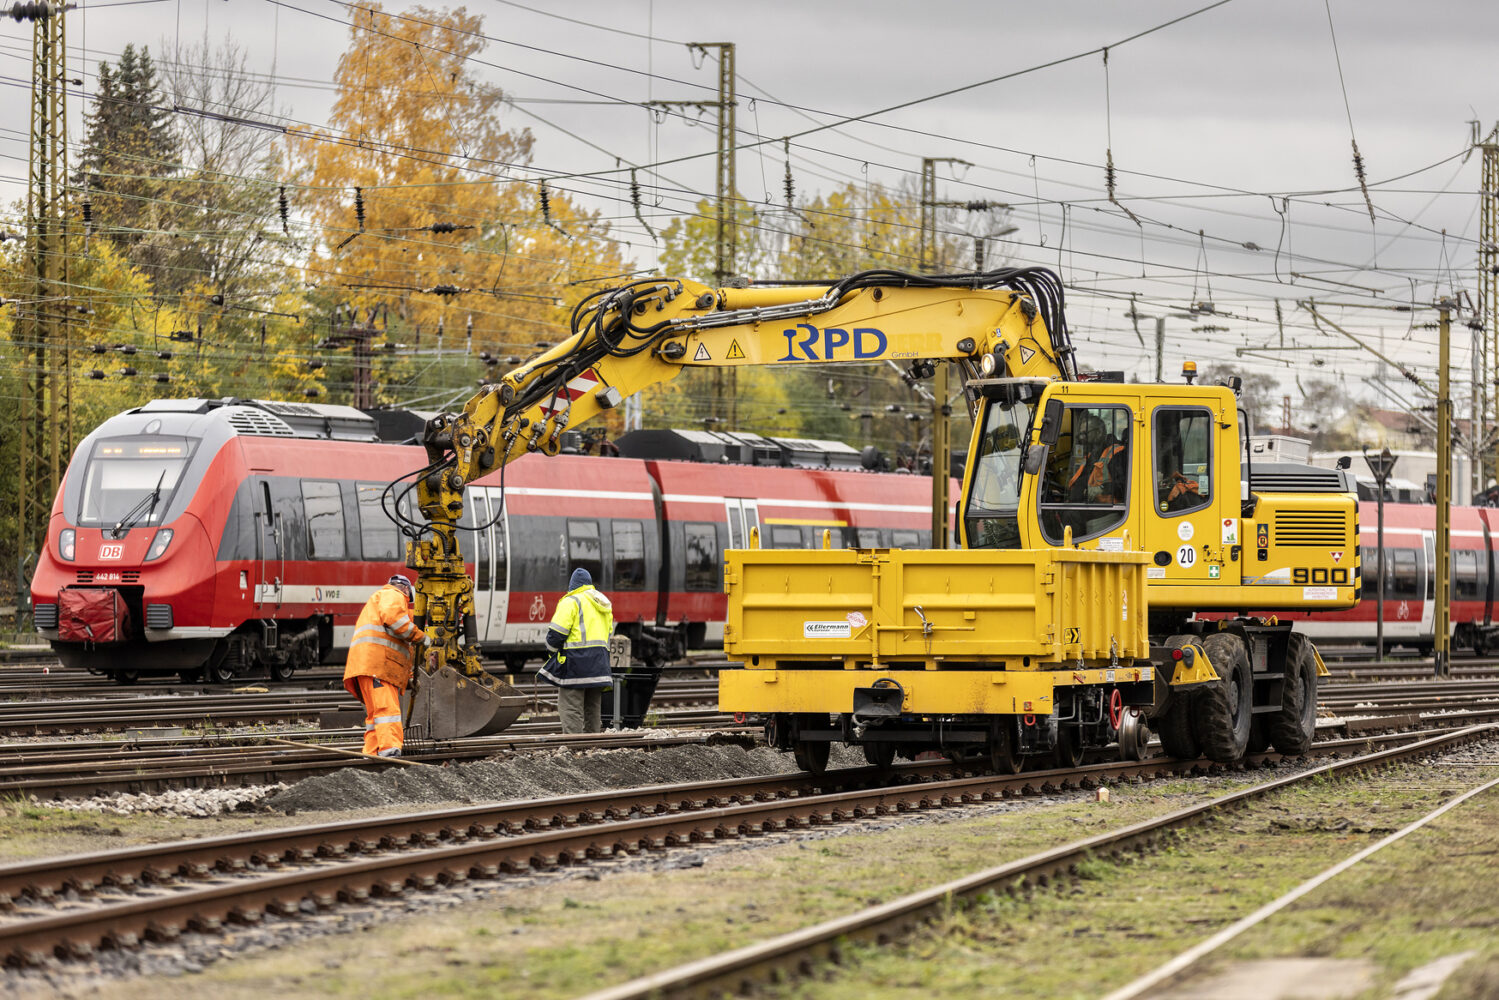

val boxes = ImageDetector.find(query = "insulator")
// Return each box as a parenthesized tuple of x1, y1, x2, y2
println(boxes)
(86, 369, 105, 380)
(116, 344, 137, 355)
(118, 366, 138, 377)
(306, 358, 323, 371)
(539, 181, 552, 223)
(782, 137, 794, 209)
(81, 199, 92, 236)
(89, 343, 107, 354)
(428, 284, 460, 296)
(9, 2, 55, 22)
(278, 186, 289, 236)
(430, 222, 457, 234)
(354, 187, 365, 231)
(153, 373, 169, 384)
(302, 387, 320, 398)
(156, 350, 172, 360)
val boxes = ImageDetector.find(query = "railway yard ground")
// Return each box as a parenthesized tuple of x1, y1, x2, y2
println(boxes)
(1, 651, 1498, 999)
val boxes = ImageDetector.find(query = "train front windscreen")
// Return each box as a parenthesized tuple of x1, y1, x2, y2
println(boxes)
(76, 436, 197, 529)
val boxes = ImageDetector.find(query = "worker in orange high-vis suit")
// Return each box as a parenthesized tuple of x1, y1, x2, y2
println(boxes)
(343, 574, 428, 757)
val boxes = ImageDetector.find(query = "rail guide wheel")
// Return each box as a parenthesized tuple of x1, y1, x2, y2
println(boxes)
(1117, 708, 1151, 761)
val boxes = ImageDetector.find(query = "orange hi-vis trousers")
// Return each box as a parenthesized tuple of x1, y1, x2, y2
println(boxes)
(347, 675, 404, 756)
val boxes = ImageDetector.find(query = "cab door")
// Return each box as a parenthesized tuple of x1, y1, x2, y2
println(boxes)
(1145, 403, 1221, 585)
(252, 478, 284, 611)
(725, 498, 760, 549)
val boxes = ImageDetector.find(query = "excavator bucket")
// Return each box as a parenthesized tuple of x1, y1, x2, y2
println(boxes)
(403, 664, 527, 739)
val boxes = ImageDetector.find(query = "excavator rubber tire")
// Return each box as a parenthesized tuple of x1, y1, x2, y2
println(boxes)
(1192, 632, 1253, 763)
(1155, 692, 1199, 760)
(1269, 632, 1317, 755)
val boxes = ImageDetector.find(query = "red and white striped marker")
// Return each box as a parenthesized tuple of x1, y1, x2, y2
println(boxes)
(538, 368, 601, 416)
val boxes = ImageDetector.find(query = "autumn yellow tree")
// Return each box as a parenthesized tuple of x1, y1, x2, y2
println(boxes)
(288, 4, 626, 413)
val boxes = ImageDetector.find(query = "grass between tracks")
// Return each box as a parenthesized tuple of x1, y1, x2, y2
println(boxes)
(23, 757, 1499, 1000)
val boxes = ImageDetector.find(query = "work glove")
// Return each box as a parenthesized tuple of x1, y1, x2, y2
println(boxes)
(422, 634, 434, 647)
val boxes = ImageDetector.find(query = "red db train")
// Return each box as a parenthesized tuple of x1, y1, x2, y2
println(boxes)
(1281, 499, 1499, 654)
(30, 398, 951, 683)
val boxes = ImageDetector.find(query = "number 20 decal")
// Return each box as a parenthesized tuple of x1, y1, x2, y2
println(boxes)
(1293, 568, 1349, 584)
(1176, 545, 1196, 567)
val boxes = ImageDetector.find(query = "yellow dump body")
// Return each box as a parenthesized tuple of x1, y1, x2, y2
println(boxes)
(720, 546, 1153, 719)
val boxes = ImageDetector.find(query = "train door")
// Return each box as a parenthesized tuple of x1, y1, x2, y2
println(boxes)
(724, 498, 760, 549)
(464, 490, 498, 642)
(1421, 529, 1437, 636)
(473, 487, 511, 644)
(252, 478, 283, 611)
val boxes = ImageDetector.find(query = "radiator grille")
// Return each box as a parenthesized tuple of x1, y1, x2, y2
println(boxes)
(145, 604, 174, 630)
(226, 409, 296, 437)
(75, 570, 93, 584)
(33, 603, 58, 630)
(1273, 510, 1348, 547)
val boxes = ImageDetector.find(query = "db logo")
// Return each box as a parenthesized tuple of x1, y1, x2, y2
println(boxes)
(98, 543, 124, 560)
(528, 595, 547, 621)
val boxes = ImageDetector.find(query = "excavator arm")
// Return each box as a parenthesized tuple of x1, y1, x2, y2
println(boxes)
(400, 267, 1078, 738)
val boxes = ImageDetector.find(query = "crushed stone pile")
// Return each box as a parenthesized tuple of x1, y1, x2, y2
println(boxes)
(263, 741, 868, 814)
(60, 784, 288, 817)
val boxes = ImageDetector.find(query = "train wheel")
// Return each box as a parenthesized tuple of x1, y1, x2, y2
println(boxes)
(1054, 724, 1084, 769)
(112, 671, 139, 686)
(207, 661, 238, 684)
(793, 740, 830, 775)
(1269, 633, 1317, 755)
(1117, 709, 1151, 761)
(988, 718, 1023, 775)
(862, 740, 897, 773)
(1155, 693, 1199, 760)
(269, 660, 296, 683)
(1192, 633, 1253, 763)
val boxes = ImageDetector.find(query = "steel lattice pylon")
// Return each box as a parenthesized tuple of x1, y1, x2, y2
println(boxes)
(1481, 129, 1499, 492)
(15, 1, 71, 566)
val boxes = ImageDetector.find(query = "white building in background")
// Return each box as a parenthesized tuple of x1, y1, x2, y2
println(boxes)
(1247, 434, 1474, 505)
(1309, 448, 1473, 506)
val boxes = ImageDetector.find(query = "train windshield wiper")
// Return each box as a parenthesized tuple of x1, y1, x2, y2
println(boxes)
(111, 470, 166, 539)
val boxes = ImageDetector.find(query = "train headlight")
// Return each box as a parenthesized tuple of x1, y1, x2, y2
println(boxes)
(144, 528, 174, 562)
(58, 528, 75, 562)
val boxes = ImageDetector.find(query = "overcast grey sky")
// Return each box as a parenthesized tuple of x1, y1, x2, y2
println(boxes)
(4, 0, 1498, 401)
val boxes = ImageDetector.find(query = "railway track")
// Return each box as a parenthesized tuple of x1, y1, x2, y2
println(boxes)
(0, 712, 753, 801)
(5, 670, 1499, 800)
(582, 725, 1499, 1000)
(0, 725, 1488, 972)
(0, 677, 721, 737)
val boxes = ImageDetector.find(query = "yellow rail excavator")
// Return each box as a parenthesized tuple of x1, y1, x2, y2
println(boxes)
(400, 267, 1356, 771)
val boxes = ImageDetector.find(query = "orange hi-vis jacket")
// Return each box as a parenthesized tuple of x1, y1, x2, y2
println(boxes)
(343, 585, 427, 689)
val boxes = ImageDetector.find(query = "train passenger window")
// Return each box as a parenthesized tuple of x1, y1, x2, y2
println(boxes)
(1454, 550, 1482, 600)
(1153, 408, 1212, 516)
(770, 526, 804, 549)
(1038, 406, 1131, 544)
(300, 481, 346, 560)
(684, 523, 718, 591)
(890, 530, 920, 549)
(355, 483, 399, 562)
(855, 528, 884, 548)
(613, 520, 646, 590)
(567, 520, 603, 585)
(1389, 549, 1419, 600)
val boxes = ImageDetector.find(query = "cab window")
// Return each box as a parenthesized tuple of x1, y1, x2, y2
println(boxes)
(1038, 406, 1130, 543)
(1153, 407, 1213, 516)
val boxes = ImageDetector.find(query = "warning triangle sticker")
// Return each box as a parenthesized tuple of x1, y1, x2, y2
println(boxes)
(693, 342, 711, 361)
(726, 339, 745, 360)
(1018, 345, 1035, 364)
